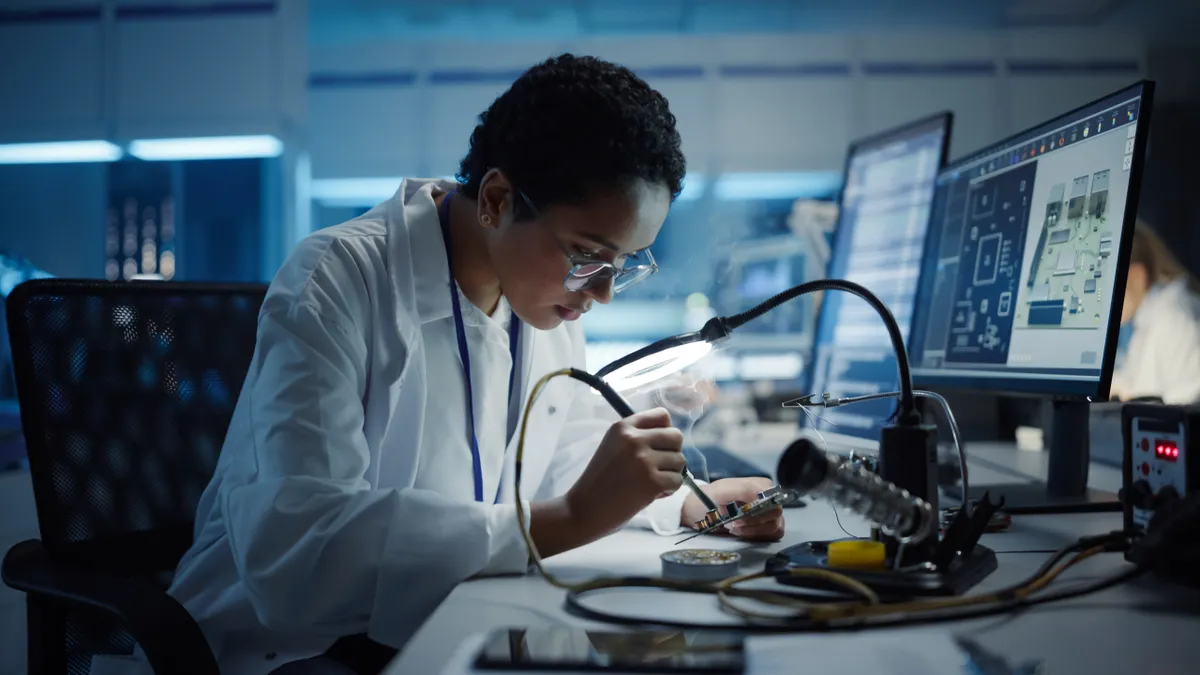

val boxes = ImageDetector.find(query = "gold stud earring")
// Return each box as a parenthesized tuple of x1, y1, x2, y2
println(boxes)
(481, 214, 493, 226)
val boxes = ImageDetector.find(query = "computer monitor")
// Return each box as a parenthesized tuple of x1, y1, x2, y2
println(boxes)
(908, 81, 1155, 513)
(803, 112, 953, 451)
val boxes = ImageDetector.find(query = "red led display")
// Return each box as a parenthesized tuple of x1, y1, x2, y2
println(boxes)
(1154, 440, 1180, 462)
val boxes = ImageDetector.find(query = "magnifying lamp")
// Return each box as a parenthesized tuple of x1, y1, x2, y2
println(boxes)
(593, 278, 945, 563)
(594, 319, 729, 394)
(595, 278, 917, 424)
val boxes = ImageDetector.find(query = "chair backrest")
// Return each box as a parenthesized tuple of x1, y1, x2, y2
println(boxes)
(7, 279, 266, 570)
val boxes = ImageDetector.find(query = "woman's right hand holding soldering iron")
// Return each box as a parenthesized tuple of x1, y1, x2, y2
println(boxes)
(569, 407, 688, 531)
(530, 408, 686, 557)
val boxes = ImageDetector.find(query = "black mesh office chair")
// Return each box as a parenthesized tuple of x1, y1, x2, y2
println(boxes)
(1, 279, 267, 675)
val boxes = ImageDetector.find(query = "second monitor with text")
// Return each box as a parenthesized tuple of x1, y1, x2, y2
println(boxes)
(804, 112, 952, 450)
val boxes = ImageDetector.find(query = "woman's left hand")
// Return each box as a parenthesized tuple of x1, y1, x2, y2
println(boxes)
(680, 477, 785, 542)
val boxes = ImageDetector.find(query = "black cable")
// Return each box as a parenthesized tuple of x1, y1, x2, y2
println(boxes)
(836, 565, 1147, 632)
(563, 530, 1135, 632)
(564, 563, 1145, 633)
(980, 530, 1125, 602)
(831, 505, 862, 540)
(723, 279, 916, 422)
(1017, 566, 1146, 605)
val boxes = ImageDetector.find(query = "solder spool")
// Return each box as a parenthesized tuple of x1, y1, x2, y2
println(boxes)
(661, 549, 742, 582)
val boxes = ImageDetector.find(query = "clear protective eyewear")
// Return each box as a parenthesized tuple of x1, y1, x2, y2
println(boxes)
(515, 188, 659, 294)
(563, 247, 658, 293)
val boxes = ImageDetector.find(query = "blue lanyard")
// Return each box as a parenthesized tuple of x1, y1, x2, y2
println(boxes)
(438, 191, 521, 504)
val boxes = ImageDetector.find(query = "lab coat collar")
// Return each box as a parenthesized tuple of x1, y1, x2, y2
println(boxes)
(388, 177, 457, 325)
(385, 177, 535, 402)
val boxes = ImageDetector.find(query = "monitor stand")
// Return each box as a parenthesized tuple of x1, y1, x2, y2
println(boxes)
(965, 400, 1121, 514)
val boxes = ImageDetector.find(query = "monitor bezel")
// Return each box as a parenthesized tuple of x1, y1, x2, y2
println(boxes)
(802, 110, 954, 447)
(909, 79, 1156, 402)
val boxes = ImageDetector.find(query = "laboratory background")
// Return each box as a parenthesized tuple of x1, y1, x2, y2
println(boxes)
(1, 1, 1200, 673)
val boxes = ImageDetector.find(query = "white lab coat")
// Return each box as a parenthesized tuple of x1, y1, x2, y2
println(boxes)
(1111, 278, 1200, 404)
(91, 178, 694, 675)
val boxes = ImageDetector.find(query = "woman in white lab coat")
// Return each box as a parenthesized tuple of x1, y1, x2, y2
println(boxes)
(147, 54, 783, 675)
(1110, 220, 1200, 404)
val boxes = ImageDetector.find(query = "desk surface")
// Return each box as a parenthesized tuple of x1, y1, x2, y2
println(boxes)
(387, 442, 1200, 675)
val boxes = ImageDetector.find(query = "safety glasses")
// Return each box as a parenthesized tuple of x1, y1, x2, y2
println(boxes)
(563, 248, 658, 293)
(515, 188, 659, 294)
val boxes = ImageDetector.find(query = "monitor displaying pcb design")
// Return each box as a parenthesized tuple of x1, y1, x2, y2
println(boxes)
(1020, 169, 1112, 332)
(909, 82, 1149, 397)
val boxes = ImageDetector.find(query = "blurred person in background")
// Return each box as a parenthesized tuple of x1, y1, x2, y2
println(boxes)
(1110, 220, 1200, 404)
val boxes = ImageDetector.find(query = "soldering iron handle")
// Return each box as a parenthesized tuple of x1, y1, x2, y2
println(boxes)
(567, 368, 716, 511)
(567, 368, 637, 417)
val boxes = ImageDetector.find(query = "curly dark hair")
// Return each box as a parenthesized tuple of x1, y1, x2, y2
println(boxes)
(456, 53, 686, 218)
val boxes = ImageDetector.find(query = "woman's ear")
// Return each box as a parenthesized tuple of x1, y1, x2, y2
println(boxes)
(477, 169, 512, 231)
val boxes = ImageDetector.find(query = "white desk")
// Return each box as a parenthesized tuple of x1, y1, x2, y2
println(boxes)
(386, 444, 1200, 675)
(965, 441, 1125, 494)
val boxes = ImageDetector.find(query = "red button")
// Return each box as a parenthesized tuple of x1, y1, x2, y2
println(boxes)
(1141, 438, 1150, 452)
(1142, 462, 1151, 476)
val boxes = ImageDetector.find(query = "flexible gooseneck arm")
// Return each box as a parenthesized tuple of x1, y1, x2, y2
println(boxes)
(720, 278, 918, 424)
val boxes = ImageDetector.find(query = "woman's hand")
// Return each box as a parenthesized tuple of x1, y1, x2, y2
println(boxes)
(536, 408, 687, 560)
(680, 477, 785, 542)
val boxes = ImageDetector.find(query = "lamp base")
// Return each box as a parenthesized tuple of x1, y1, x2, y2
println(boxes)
(764, 538, 998, 598)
